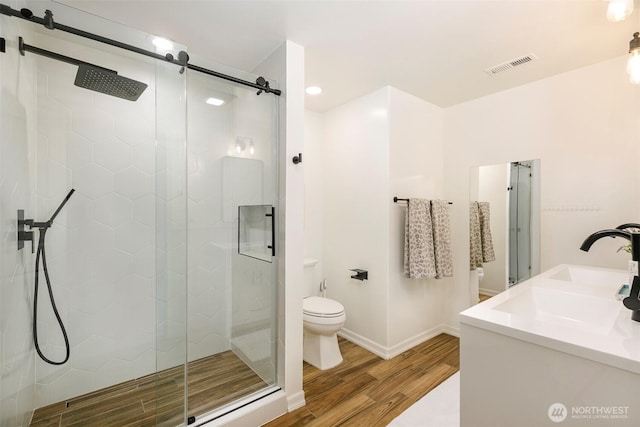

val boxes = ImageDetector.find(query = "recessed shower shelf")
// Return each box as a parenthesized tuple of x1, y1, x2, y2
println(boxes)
(238, 205, 275, 263)
(239, 250, 272, 263)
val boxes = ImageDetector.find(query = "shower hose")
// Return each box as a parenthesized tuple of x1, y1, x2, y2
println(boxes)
(33, 225, 70, 365)
(29, 189, 77, 366)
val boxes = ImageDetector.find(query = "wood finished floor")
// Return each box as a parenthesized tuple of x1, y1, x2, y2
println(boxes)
(264, 333, 460, 427)
(30, 351, 266, 427)
(479, 293, 493, 302)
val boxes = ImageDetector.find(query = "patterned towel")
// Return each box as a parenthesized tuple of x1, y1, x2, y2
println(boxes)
(431, 200, 453, 279)
(469, 202, 483, 270)
(404, 199, 436, 279)
(477, 202, 495, 263)
(469, 201, 496, 270)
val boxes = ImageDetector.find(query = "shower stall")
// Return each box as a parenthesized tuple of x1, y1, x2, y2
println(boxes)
(0, 1, 280, 426)
(507, 160, 538, 287)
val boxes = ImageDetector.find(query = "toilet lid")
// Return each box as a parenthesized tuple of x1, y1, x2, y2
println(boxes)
(303, 296, 344, 316)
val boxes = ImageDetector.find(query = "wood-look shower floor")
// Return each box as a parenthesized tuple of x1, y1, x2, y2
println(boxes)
(30, 351, 267, 427)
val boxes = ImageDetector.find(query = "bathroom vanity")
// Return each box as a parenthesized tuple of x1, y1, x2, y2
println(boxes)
(460, 264, 640, 427)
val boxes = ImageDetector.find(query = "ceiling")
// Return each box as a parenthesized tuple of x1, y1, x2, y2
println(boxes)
(53, 0, 639, 112)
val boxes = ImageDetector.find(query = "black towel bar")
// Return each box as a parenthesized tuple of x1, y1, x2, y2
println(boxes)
(393, 196, 452, 205)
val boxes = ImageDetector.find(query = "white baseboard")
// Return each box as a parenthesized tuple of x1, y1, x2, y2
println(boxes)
(339, 324, 459, 360)
(386, 325, 453, 359)
(286, 390, 306, 411)
(440, 323, 460, 338)
(338, 328, 389, 359)
(479, 287, 501, 296)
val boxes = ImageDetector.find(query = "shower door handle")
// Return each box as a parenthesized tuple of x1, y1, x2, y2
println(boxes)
(265, 206, 275, 257)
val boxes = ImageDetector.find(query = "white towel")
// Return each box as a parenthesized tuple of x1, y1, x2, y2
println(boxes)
(404, 199, 436, 279)
(431, 200, 453, 279)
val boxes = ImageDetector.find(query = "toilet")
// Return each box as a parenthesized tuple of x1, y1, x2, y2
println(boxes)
(303, 259, 346, 370)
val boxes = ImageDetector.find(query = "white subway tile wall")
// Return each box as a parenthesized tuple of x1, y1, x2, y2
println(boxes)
(32, 32, 158, 407)
(1, 3, 38, 426)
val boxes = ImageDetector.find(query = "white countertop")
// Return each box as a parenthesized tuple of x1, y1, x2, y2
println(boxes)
(460, 264, 640, 374)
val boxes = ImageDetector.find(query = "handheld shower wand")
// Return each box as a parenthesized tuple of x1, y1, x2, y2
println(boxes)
(18, 189, 75, 365)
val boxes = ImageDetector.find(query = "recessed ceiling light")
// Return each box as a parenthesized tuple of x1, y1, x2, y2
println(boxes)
(206, 97, 225, 106)
(607, 0, 634, 22)
(152, 37, 174, 52)
(305, 86, 322, 95)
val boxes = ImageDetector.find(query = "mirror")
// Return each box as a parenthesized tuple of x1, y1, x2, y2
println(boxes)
(470, 159, 541, 299)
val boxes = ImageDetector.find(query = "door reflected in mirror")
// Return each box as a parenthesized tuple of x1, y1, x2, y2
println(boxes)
(470, 159, 541, 300)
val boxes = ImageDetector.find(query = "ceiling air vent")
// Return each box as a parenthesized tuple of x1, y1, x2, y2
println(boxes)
(485, 53, 537, 75)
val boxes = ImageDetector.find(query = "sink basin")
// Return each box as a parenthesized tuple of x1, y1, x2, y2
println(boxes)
(533, 264, 629, 299)
(460, 264, 640, 376)
(493, 286, 621, 335)
(547, 265, 628, 286)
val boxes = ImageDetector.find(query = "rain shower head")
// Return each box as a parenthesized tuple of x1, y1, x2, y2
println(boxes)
(74, 64, 147, 101)
(17, 37, 147, 101)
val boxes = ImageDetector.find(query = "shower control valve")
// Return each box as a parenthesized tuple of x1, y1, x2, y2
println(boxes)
(17, 210, 54, 253)
(17, 209, 35, 253)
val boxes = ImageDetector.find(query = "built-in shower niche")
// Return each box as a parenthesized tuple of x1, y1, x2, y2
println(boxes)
(238, 205, 274, 263)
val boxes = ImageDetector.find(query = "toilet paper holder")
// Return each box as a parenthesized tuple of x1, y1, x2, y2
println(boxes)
(350, 269, 368, 281)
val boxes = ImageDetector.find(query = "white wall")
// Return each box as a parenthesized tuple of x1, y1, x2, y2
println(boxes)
(303, 111, 324, 286)
(387, 87, 448, 350)
(0, 2, 38, 425)
(316, 86, 448, 356)
(323, 87, 391, 351)
(444, 55, 640, 328)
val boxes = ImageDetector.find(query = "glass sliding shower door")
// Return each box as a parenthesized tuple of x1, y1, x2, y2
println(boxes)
(185, 62, 278, 423)
(0, 2, 279, 426)
(0, 2, 188, 426)
(508, 161, 533, 286)
(31, 48, 188, 423)
(155, 48, 188, 426)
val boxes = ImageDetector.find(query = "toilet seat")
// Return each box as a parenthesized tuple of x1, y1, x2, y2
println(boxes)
(303, 296, 344, 318)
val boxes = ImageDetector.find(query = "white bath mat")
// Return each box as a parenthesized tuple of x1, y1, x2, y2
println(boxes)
(388, 372, 460, 427)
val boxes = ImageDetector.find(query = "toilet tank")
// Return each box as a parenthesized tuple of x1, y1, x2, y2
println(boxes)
(303, 258, 319, 297)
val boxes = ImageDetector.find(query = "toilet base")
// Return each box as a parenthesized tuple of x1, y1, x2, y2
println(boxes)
(303, 330, 343, 370)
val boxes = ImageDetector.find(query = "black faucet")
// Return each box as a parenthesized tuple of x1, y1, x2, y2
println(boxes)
(580, 229, 640, 321)
(616, 223, 640, 232)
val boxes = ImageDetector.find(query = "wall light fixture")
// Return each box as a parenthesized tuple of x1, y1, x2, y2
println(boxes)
(236, 137, 254, 155)
(628, 32, 640, 84)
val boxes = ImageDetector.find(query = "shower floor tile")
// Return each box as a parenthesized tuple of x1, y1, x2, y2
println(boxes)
(30, 351, 267, 427)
